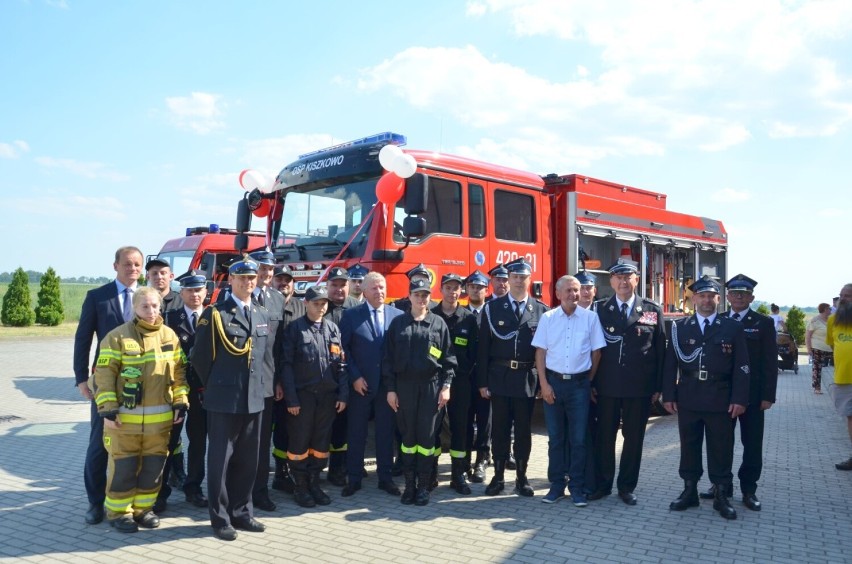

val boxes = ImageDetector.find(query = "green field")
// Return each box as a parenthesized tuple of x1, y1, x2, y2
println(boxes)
(0, 282, 97, 338)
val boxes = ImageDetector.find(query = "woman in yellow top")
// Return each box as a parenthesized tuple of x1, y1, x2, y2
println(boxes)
(93, 286, 189, 533)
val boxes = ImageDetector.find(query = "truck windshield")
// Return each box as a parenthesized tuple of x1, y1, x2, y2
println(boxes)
(155, 251, 194, 278)
(278, 178, 379, 260)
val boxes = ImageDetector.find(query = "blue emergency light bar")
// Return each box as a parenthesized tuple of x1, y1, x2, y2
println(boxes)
(298, 131, 407, 159)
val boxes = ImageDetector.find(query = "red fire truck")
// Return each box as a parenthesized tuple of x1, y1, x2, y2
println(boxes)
(235, 132, 728, 314)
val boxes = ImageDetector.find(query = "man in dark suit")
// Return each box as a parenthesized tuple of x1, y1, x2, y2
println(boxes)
(74, 245, 143, 525)
(163, 271, 209, 509)
(590, 259, 666, 506)
(248, 250, 285, 512)
(664, 275, 749, 520)
(339, 271, 403, 497)
(191, 257, 269, 541)
(699, 274, 777, 511)
(477, 258, 549, 497)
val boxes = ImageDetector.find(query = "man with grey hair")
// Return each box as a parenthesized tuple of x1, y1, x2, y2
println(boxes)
(533, 275, 606, 506)
(828, 283, 852, 471)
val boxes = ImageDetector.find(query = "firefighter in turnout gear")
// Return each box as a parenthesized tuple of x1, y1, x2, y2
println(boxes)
(94, 286, 189, 533)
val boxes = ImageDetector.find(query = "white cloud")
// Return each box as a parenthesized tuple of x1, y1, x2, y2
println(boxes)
(0, 140, 30, 159)
(711, 188, 750, 203)
(240, 133, 343, 178)
(165, 92, 225, 134)
(465, 1, 487, 17)
(34, 156, 129, 181)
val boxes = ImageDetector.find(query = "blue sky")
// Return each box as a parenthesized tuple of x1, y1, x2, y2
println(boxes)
(1, 0, 849, 307)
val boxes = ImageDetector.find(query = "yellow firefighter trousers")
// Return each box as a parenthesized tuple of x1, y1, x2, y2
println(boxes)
(103, 425, 170, 519)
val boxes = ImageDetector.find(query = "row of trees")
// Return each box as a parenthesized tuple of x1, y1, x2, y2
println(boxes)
(0, 270, 110, 285)
(1, 267, 64, 326)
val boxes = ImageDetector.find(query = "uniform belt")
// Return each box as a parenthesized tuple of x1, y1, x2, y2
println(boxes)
(682, 370, 729, 382)
(546, 369, 590, 381)
(492, 359, 534, 370)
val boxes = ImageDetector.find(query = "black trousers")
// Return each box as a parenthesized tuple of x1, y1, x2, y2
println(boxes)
(491, 395, 535, 462)
(396, 378, 441, 475)
(182, 387, 207, 495)
(467, 386, 492, 452)
(677, 409, 735, 485)
(329, 411, 348, 461)
(252, 396, 275, 499)
(157, 417, 185, 500)
(736, 403, 765, 494)
(272, 400, 289, 462)
(206, 411, 260, 529)
(84, 400, 108, 505)
(286, 388, 337, 477)
(447, 378, 472, 457)
(596, 396, 651, 494)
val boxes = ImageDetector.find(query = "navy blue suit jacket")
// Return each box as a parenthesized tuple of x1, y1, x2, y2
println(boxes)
(339, 302, 402, 395)
(73, 281, 126, 385)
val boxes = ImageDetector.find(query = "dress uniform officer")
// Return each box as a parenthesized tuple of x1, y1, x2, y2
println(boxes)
(699, 274, 777, 511)
(162, 271, 209, 509)
(663, 275, 749, 520)
(93, 286, 189, 533)
(348, 264, 369, 304)
(589, 259, 666, 506)
(575, 271, 598, 310)
(432, 273, 478, 495)
(385, 279, 457, 505)
(248, 250, 286, 512)
(271, 264, 306, 494)
(191, 257, 269, 541)
(280, 286, 348, 507)
(487, 263, 509, 300)
(477, 258, 548, 496)
(324, 266, 359, 486)
(464, 269, 492, 483)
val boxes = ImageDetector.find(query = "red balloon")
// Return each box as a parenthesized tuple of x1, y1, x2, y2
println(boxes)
(251, 198, 271, 218)
(376, 172, 404, 205)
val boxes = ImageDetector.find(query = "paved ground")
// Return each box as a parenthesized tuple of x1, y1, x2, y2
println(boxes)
(0, 338, 849, 563)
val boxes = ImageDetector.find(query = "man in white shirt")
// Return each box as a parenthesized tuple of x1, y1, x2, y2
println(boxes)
(533, 275, 606, 506)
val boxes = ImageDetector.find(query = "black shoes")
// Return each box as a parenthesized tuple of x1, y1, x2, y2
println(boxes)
(185, 491, 209, 508)
(341, 482, 362, 497)
(233, 517, 266, 532)
(309, 474, 331, 506)
(213, 525, 237, 541)
(485, 460, 506, 496)
(272, 460, 296, 494)
(587, 490, 611, 501)
(152, 497, 167, 515)
(743, 493, 762, 511)
(713, 488, 737, 520)
(414, 487, 430, 506)
(85, 503, 104, 525)
(134, 511, 160, 529)
(618, 491, 638, 506)
(253, 494, 277, 512)
(836, 458, 852, 471)
(669, 481, 699, 511)
(110, 515, 138, 533)
(699, 483, 733, 500)
(378, 480, 402, 496)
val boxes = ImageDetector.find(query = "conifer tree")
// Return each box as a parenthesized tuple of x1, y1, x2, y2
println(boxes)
(35, 267, 64, 326)
(1, 267, 35, 327)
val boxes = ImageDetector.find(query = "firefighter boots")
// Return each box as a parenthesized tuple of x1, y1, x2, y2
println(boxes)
(485, 460, 506, 496)
(450, 458, 472, 495)
(669, 480, 699, 511)
(271, 458, 295, 494)
(513, 459, 534, 497)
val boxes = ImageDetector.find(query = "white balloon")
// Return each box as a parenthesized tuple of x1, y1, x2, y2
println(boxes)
(378, 144, 403, 171)
(393, 153, 418, 179)
(239, 169, 268, 192)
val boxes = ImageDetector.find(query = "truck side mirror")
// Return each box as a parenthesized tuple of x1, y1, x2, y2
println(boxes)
(404, 173, 428, 215)
(236, 197, 251, 233)
(402, 216, 426, 238)
(234, 233, 249, 253)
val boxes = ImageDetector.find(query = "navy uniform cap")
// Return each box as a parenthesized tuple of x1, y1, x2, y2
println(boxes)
(574, 271, 596, 286)
(274, 264, 293, 278)
(178, 270, 206, 289)
(725, 273, 757, 293)
(488, 264, 509, 279)
(406, 263, 432, 282)
(505, 258, 532, 275)
(608, 258, 639, 275)
(327, 266, 349, 281)
(441, 273, 464, 286)
(229, 257, 259, 276)
(465, 270, 489, 287)
(145, 257, 170, 271)
(248, 250, 275, 266)
(305, 286, 329, 302)
(689, 275, 720, 294)
(347, 264, 369, 280)
(409, 278, 431, 294)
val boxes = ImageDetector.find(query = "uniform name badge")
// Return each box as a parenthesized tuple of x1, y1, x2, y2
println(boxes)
(429, 346, 442, 359)
(454, 336, 468, 347)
